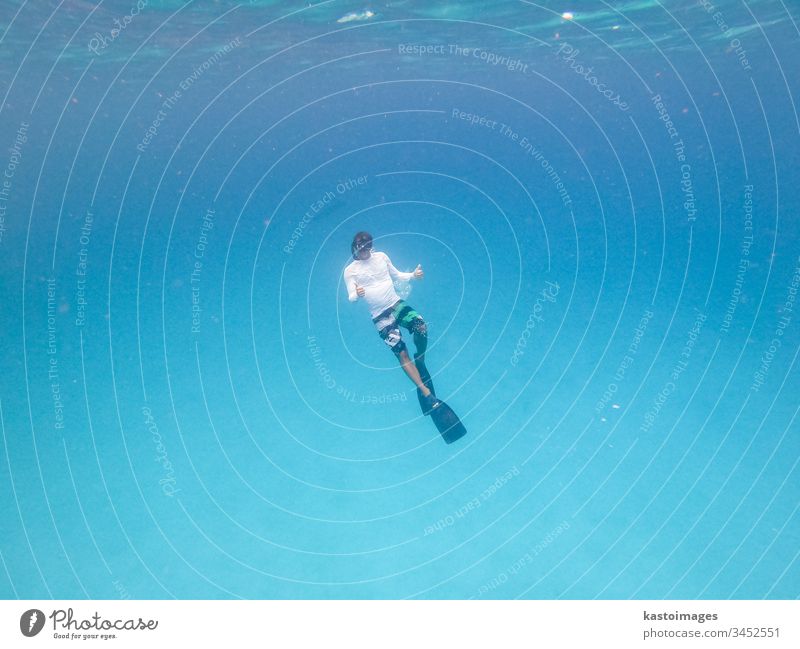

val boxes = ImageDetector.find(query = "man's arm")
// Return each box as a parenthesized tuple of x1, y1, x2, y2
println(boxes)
(344, 268, 359, 301)
(384, 253, 416, 282)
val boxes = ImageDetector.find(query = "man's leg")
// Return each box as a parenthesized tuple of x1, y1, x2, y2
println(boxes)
(378, 321, 432, 397)
(396, 348, 431, 397)
(377, 303, 438, 404)
(410, 317, 428, 362)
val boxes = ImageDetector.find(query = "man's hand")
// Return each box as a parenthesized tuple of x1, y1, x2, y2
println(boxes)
(355, 283, 365, 297)
(413, 264, 424, 280)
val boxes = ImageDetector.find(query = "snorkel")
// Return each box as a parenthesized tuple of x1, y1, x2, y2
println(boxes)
(351, 231, 373, 260)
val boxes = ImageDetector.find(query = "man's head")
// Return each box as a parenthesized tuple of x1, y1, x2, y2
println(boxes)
(351, 231, 373, 260)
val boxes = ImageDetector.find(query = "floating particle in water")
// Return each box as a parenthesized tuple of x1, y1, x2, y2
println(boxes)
(612, 25, 620, 30)
(611, 404, 620, 409)
(561, 12, 574, 20)
(337, 10, 375, 24)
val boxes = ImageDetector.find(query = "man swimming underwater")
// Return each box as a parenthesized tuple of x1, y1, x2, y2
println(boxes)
(343, 231, 441, 414)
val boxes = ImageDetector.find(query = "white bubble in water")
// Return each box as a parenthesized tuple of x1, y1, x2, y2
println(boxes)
(394, 280, 412, 300)
(337, 10, 375, 23)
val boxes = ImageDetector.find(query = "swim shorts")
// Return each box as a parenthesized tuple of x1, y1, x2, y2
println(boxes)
(372, 299, 425, 355)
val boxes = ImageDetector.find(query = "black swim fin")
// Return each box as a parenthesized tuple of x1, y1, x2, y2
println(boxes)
(414, 354, 467, 444)
(430, 400, 467, 444)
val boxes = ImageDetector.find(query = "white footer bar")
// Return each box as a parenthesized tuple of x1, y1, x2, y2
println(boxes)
(2, 600, 797, 648)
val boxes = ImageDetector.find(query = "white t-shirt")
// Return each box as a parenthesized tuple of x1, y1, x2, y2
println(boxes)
(343, 251, 415, 318)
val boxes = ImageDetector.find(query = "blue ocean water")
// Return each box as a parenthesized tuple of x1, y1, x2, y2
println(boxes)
(0, 0, 798, 599)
